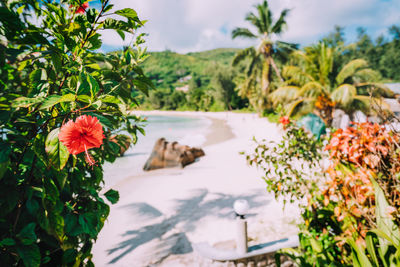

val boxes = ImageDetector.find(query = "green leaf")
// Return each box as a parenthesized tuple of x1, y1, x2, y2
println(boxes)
(92, 100, 102, 109)
(87, 33, 102, 50)
(49, 213, 64, 240)
(12, 97, 44, 108)
(115, 8, 139, 21)
(103, 4, 114, 13)
(62, 249, 77, 265)
(40, 94, 76, 110)
(17, 223, 37, 245)
(371, 177, 400, 252)
(65, 214, 81, 236)
(87, 113, 113, 129)
(45, 128, 69, 171)
(78, 73, 99, 98)
(365, 233, 380, 266)
(309, 238, 322, 253)
(17, 244, 41, 267)
(51, 52, 62, 72)
(86, 8, 96, 23)
(116, 29, 125, 40)
(104, 189, 119, 204)
(77, 95, 91, 103)
(102, 18, 132, 32)
(26, 198, 39, 215)
(29, 69, 46, 84)
(40, 95, 61, 110)
(347, 238, 373, 267)
(88, 74, 100, 97)
(100, 95, 121, 104)
(86, 63, 101, 70)
(78, 213, 97, 237)
(115, 8, 137, 19)
(37, 210, 49, 231)
(43, 177, 59, 201)
(0, 238, 16, 246)
(0, 141, 10, 180)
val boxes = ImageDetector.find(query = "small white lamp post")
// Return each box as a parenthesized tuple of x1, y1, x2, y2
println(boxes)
(233, 199, 249, 254)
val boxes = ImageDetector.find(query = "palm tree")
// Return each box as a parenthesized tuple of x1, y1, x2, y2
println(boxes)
(232, 0, 295, 109)
(271, 42, 393, 126)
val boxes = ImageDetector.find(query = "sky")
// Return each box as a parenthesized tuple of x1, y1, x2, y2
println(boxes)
(98, 0, 400, 54)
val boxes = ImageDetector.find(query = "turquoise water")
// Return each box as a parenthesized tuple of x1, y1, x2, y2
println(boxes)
(103, 115, 211, 186)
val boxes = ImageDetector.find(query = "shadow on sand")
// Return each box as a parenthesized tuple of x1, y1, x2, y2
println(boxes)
(106, 188, 269, 264)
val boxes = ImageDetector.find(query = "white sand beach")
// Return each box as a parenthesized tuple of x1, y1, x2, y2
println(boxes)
(92, 111, 301, 267)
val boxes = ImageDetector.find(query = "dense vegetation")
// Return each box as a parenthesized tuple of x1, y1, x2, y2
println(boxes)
(248, 117, 400, 266)
(140, 48, 249, 111)
(0, 1, 151, 266)
(139, 24, 400, 114)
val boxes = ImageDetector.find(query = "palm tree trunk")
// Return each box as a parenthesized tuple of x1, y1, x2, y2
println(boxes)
(261, 60, 270, 95)
(269, 57, 283, 82)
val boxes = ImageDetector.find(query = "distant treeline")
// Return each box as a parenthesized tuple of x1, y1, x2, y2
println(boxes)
(138, 25, 400, 112)
(325, 25, 400, 81)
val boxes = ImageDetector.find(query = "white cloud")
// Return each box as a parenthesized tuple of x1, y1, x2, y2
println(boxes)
(100, 0, 400, 53)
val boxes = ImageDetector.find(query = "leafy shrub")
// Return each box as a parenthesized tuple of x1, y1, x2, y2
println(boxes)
(248, 117, 400, 266)
(323, 122, 400, 245)
(245, 118, 346, 265)
(0, 1, 152, 266)
(245, 118, 325, 204)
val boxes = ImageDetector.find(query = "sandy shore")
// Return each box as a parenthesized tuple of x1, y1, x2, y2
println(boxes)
(92, 111, 300, 267)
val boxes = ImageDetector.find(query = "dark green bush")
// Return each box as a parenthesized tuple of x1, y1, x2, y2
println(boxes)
(0, 1, 152, 265)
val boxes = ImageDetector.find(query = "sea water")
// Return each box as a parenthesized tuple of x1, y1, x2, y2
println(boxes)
(103, 115, 211, 187)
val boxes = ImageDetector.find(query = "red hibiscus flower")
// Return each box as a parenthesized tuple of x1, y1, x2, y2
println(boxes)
(279, 116, 290, 126)
(71, 2, 89, 14)
(59, 115, 104, 165)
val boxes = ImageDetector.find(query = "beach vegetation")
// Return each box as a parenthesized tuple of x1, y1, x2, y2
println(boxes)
(231, 0, 297, 112)
(0, 0, 150, 265)
(270, 41, 393, 126)
(247, 114, 400, 265)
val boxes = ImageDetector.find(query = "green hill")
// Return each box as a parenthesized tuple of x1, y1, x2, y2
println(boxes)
(139, 48, 248, 111)
(142, 48, 240, 92)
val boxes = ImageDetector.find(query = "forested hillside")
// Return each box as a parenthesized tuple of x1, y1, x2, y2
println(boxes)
(139, 25, 400, 112)
(140, 48, 247, 111)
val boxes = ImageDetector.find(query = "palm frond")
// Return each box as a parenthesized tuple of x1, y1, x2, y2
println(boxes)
(270, 86, 299, 106)
(347, 95, 372, 114)
(348, 96, 391, 115)
(231, 27, 257, 40)
(331, 84, 357, 107)
(290, 50, 313, 67)
(276, 41, 299, 51)
(247, 55, 262, 76)
(286, 98, 315, 118)
(282, 66, 314, 86)
(336, 59, 369, 85)
(353, 68, 381, 84)
(317, 43, 334, 86)
(232, 46, 257, 66)
(271, 9, 290, 34)
(297, 82, 324, 98)
(245, 12, 262, 32)
(367, 83, 395, 98)
(354, 82, 395, 98)
(254, 1, 271, 33)
(256, 0, 271, 33)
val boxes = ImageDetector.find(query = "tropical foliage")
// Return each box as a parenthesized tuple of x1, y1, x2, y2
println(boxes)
(348, 25, 400, 81)
(140, 49, 249, 111)
(244, 118, 325, 204)
(247, 115, 400, 266)
(270, 42, 393, 125)
(0, 0, 152, 266)
(137, 23, 400, 115)
(231, 0, 296, 112)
